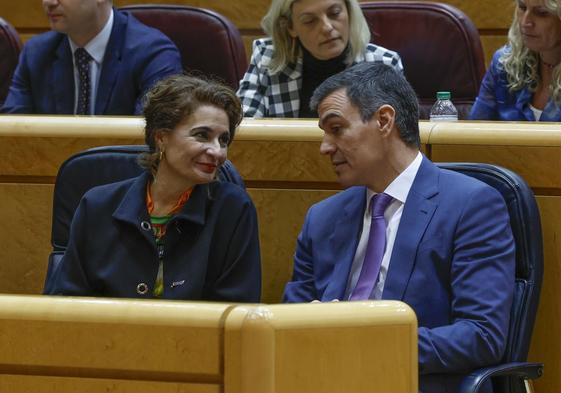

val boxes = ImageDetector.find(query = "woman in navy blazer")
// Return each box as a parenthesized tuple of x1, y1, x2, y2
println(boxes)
(48, 75, 261, 302)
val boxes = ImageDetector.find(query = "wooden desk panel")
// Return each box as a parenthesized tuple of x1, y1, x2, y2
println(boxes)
(530, 197, 561, 389)
(224, 301, 418, 393)
(0, 375, 220, 393)
(0, 184, 52, 294)
(432, 145, 561, 192)
(0, 295, 226, 377)
(248, 188, 338, 302)
(0, 296, 417, 393)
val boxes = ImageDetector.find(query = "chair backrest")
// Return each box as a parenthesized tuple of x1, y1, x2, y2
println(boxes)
(437, 163, 543, 367)
(360, 1, 485, 119)
(45, 145, 245, 291)
(0, 17, 22, 107)
(119, 4, 247, 89)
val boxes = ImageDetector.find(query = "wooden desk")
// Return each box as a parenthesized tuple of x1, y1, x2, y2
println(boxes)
(0, 295, 417, 393)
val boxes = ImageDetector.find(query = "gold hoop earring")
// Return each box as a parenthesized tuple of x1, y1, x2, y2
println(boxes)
(159, 149, 164, 162)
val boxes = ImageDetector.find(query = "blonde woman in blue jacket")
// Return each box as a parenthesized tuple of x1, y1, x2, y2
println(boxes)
(237, 0, 403, 118)
(49, 75, 261, 301)
(471, 0, 561, 121)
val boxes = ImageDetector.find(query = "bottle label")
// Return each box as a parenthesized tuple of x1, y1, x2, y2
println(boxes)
(429, 115, 458, 122)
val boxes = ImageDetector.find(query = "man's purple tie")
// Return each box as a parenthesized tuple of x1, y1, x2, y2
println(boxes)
(350, 192, 393, 300)
(74, 48, 92, 115)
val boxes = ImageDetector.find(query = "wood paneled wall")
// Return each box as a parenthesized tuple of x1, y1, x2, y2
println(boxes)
(3, 0, 515, 67)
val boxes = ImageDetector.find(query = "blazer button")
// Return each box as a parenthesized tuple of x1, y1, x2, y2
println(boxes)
(136, 283, 149, 295)
(140, 221, 151, 231)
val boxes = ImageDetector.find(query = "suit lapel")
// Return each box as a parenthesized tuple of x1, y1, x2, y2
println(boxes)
(383, 158, 439, 300)
(322, 187, 366, 301)
(53, 38, 75, 114)
(95, 9, 124, 114)
(112, 172, 154, 246)
(514, 88, 535, 121)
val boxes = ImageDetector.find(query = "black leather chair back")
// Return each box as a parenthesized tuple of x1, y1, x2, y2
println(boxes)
(0, 17, 22, 107)
(119, 4, 247, 89)
(45, 145, 245, 291)
(438, 163, 543, 393)
(361, 2, 485, 119)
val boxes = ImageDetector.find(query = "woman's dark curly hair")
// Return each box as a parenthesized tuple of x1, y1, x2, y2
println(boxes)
(138, 74, 243, 172)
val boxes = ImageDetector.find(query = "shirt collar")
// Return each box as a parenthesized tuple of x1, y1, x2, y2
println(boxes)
(366, 151, 423, 205)
(68, 8, 114, 64)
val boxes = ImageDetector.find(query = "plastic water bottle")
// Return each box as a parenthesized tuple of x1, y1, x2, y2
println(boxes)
(429, 91, 458, 121)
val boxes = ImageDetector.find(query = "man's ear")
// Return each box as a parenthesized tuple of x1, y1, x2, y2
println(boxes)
(377, 105, 396, 136)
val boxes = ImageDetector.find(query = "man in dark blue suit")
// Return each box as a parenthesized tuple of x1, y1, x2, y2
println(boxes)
(283, 63, 515, 393)
(1, 0, 182, 115)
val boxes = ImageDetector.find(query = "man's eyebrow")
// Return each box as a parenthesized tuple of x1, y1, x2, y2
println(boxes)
(318, 112, 341, 128)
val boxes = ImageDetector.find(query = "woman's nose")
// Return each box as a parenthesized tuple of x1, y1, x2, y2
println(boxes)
(320, 15, 334, 33)
(206, 139, 226, 157)
(521, 11, 533, 27)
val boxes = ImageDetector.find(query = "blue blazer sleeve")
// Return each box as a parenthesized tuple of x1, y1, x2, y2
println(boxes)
(209, 191, 262, 302)
(469, 49, 505, 120)
(111, 10, 183, 116)
(1, 46, 34, 113)
(130, 34, 182, 115)
(418, 185, 515, 374)
(283, 208, 319, 302)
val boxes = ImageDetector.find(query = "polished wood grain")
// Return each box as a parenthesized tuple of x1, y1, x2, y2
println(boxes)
(247, 188, 338, 302)
(443, 0, 515, 29)
(529, 197, 561, 389)
(224, 301, 418, 393)
(0, 184, 52, 294)
(0, 376, 221, 393)
(0, 296, 227, 376)
(0, 295, 417, 393)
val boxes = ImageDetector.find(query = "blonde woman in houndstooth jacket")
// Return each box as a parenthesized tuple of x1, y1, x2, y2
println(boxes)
(237, 0, 403, 118)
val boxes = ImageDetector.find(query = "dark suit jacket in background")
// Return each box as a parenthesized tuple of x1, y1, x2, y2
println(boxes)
(284, 157, 515, 393)
(1, 9, 182, 115)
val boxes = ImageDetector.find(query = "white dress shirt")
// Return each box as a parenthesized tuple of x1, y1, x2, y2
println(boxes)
(344, 152, 423, 300)
(69, 9, 114, 114)
(528, 104, 543, 121)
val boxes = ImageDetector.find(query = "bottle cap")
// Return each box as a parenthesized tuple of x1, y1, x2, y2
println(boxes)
(436, 91, 451, 100)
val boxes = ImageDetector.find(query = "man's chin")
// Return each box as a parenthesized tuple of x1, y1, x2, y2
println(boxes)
(49, 23, 67, 34)
(334, 173, 355, 189)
